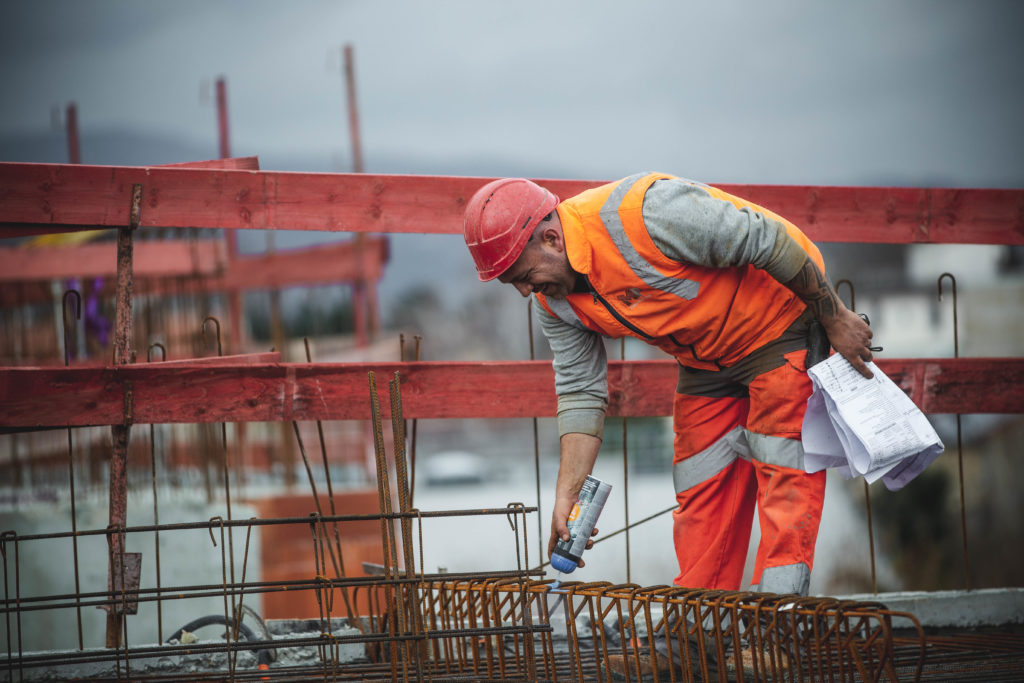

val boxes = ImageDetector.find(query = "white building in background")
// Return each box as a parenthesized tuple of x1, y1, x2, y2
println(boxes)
(853, 244, 1024, 360)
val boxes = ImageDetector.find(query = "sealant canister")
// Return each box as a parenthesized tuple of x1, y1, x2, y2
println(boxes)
(550, 475, 612, 573)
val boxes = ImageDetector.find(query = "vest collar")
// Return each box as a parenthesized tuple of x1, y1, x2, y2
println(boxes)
(555, 202, 592, 278)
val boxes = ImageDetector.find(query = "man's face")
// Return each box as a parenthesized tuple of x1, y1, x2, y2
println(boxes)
(498, 228, 576, 300)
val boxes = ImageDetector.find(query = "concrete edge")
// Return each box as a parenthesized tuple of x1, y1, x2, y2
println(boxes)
(836, 587, 1024, 629)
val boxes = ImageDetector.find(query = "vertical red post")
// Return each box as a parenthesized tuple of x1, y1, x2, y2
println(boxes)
(343, 44, 372, 346)
(343, 46, 363, 175)
(216, 77, 231, 160)
(215, 76, 248, 478)
(66, 103, 81, 164)
(216, 76, 244, 354)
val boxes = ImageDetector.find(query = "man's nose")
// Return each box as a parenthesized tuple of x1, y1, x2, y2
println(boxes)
(513, 282, 533, 297)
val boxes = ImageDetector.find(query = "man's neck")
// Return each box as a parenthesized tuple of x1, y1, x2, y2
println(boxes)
(571, 274, 591, 294)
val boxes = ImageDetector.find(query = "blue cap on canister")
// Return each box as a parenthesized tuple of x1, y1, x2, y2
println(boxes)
(550, 553, 578, 574)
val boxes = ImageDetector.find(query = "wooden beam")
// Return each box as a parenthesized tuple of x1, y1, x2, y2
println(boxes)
(0, 240, 225, 282)
(149, 350, 281, 366)
(0, 236, 386, 299)
(216, 235, 388, 290)
(1, 163, 1021, 244)
(1, 358, 1020, 429)
(159, 156, 260, 170)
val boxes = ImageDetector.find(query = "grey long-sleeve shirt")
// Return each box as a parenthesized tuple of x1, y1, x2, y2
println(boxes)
(539, 177, 811, 439)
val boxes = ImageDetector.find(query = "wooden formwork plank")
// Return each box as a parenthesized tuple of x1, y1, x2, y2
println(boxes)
(0, 239, 225, 282)
(1, 358, 1021, 429)
(0, 236, 387, 306)
(2, 162, 1022, 244)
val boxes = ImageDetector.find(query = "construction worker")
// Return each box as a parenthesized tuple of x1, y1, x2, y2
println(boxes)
(462, 172, 875, 599)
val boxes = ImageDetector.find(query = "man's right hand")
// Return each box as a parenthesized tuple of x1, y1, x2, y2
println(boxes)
(548, 495, 575, 562)
(548, 432, 603, 569)
(548, 497, 597, 569)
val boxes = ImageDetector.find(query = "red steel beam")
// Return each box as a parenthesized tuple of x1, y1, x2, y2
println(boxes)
(2, 358, 1020, 429)
(1, 163, 1021, 244)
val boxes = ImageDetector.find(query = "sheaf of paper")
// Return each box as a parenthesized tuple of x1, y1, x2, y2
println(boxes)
(801, 355, 944, 491)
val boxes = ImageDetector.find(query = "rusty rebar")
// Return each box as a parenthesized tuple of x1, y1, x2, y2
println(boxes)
(1, 568, 540, 615)
(103, 524, 131, 671)
(62, 289, 85, 649)
(229, 520, 256, 673)
(939, 272, 970, 591)
(389, 372, 422, 670)
(366, 371, 402, 678)
(620, 337, 632, 585)
(4, 507, 537, 546)
(527, 299, 544, 567)
(837, 277, 879, 595)
(203, 315, 239, 630)
(208, 516, 235, 679)
(308, 514, 330, 635)
(1, 531, 23, 681)
(145, 342, 167, 645)
(409, 335, 421, 507)
(106, 182, 142, 648)
(302, 336, 361, 632)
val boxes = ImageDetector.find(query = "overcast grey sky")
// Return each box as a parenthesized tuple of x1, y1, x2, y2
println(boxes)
(3, 1, 1023, 317)
(3, 0, 1023, 187)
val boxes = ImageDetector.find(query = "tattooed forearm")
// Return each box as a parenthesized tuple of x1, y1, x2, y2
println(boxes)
(781, 256, 875, 378)
(783, 257, 840, 320)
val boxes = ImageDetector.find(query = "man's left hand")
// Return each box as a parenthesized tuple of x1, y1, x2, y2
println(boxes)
(822, 308, 875, 378)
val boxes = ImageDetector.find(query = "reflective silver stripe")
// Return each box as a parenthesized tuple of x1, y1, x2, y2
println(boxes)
(745, 431, 805, 470)
(756, 562, 811, 596)
(673, 428, 804, 494)
(538, 294, 589, 330)
(673, 426, 743, 494)
(600, 174, 701, 301)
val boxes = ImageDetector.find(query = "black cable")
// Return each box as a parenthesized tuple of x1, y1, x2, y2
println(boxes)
(166, 614, 274, 666)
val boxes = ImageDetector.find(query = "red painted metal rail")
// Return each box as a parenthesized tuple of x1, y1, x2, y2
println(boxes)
(1, 162, 1022, 243)
(1, 358, 1020, 429)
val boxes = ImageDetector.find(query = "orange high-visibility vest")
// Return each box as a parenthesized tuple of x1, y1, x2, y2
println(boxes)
(536, 173, 824, 370)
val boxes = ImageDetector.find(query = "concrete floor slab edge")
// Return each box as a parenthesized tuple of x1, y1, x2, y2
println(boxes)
(836, 587, 1024, 629)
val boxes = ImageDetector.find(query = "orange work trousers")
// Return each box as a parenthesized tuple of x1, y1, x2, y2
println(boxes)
(671, 316, 825, 595)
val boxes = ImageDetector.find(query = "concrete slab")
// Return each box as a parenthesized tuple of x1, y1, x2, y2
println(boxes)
(838, 587, 1024, 628)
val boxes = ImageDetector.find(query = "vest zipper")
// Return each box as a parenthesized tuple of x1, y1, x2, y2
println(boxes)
(584, 277, 724, 369)
(666, 333, 722, 368)
(585, 277, 655, 341)
(591, 290, 655, 340)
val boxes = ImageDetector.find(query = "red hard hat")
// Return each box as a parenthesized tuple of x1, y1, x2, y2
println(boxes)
(463, 178, 560, 281)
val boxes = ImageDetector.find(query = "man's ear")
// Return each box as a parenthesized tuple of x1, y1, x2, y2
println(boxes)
(539, 224, 564, 252)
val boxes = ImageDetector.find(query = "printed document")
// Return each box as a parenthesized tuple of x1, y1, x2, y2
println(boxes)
(801, 355, 944, 491)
